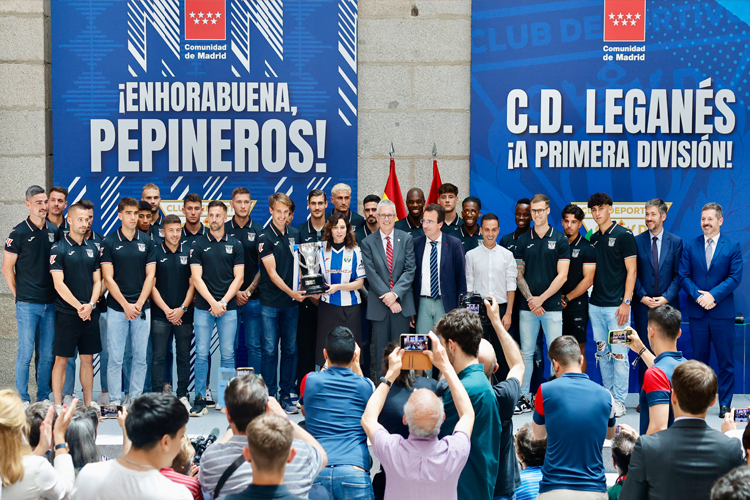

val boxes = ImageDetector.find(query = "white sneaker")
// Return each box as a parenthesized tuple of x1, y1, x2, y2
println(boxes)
(179, 396, 191, 414)
(614, 401, 626, 417)
(163, 383, 173, 395)
(88, 401, 100, 414)
(22, 401, 30, 410)
(97, 392, 110, 406)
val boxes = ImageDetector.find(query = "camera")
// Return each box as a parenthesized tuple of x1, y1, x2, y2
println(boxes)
(460, 291, 489, 324)
(191, 428, 220, 465)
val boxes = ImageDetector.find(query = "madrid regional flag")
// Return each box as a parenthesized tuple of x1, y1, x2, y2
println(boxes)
(185, 0, 226, 41)
(603, 0, 646, 42)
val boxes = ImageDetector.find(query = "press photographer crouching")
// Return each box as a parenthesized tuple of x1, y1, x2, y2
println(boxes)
(361, 331, 474, 500)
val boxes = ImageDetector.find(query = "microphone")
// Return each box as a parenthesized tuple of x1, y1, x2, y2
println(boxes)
(206, 427, 221, 446)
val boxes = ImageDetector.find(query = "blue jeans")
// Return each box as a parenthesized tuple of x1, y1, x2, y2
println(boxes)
(314, 466, 374, 500)
(123, 332, 153, 394)
(589, 304, 629, 403)
(260, 305, 298, 398)
(107, 308, 151, 402)
(194, 308, 237, 399)
(519, 310, 562, 397)
(16, 302, 55, 402)
(238, 299, 262, 372)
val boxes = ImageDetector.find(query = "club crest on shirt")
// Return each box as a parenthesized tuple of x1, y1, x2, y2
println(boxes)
(344, 256, 352, 263)
(86, 249, 94, 258)
(547, 241, 556, 250)
(158, 229, 164, 238)
(248, 233, 255, 242)
(225, 245, 233, 254)
(288, 237, 296, 246)
(48, 233, 55, 243)
(608, 238, 616, 247)
(137, 243, 146, 252)
(572, 249, 580, 258)
(93, 242, 100, 251)
(180, 256, 188, 265)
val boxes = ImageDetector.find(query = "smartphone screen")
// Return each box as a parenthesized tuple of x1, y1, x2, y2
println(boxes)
(466, 303, 480, 314)
(236, 367, 255, 377)
(608, 329, 632, 344)
(735, 408, 750, 422)
(100, 405, 122, 418)
(400, 334, 432, 351)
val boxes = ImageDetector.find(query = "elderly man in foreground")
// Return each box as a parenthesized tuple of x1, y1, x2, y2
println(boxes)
(361, 331, 474, 500)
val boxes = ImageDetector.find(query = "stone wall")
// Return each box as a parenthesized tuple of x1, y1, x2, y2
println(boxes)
(0, 0, 50, 390)
(0, 0, 473, 390)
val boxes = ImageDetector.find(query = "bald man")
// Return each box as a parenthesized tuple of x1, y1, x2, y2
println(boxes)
(395, 188, 425, 238)
(478, 299, 526, 500)
(362, 332, 474, 499)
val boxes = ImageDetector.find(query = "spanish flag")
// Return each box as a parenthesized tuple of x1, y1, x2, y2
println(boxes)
(426, 157, 442, 205)
(383, 156, 407, 220)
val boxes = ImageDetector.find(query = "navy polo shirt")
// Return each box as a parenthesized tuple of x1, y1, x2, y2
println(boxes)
(296, 219, 324, 244)
(190, 232, 244, 311)
(225, 217, 263, 296)
(53, 217, 70, 242)
(533, 373, 615, 494)
(639, 350, 686, 435)
(5, 217, 58, 304)
(354, 224, 375, 246)
(153, 241, 193, 323)
(86, 231, 107, 311)
(590, 222, 637, 307)
(500, 228, 528, 255)
(514, 226, 570, 311)
(101, 229, 157, 311)
(49, 235, 100, 314)
(326, 209, 365, 231)
(457, 225, 482, 253)
(303, 366, 374, 470)
(257, 223, 299, 308)
(560, 235, 596, 310)
(180, 224, 207, 247)
(441, 215, 463, 236)
(394, 217, 424, 238)
(151, 212, 164, 238)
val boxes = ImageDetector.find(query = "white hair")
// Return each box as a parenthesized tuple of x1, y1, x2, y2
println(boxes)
(330, 183, 352, 196)
(403, 389, 444, 439)
(377, 199, 396, 213)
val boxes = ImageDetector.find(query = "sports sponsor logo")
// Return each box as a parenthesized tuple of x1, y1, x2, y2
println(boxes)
(185, 0, 226, 41)
(5, 238, 12, 247)
(49, 255, 56, 265)
(258, 243, 264, 253)
(603, 0, 646, 42)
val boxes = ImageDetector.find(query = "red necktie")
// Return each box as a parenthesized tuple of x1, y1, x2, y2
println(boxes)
(386, 236, 393, 289)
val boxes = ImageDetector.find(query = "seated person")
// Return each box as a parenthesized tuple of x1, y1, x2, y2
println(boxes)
(514, 423, 546, 500)
(70, 393, 192, 500)
(65, 414, 100, 475)
(223, 414, 304, 500)
(199, 374, 325, 499)
(25, 400, 58, 455)
(608, 433, 636, 500)
(711, 466, 750, 500)
(361, 332, 473, 500)
(161, 435, 202, 500)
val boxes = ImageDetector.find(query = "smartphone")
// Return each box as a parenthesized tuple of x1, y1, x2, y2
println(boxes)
(400, 334, 432, 351)
(100, 404, 122, 419)
(236, 367, 255, 377)
(399, 334, 433, 371)
(735, 408, 750, 422)
(608, 328, 632, 345)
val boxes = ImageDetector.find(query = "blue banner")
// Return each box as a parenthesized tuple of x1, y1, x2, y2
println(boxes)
(472, 0, 750, 390)
(52, 0, 358, 233)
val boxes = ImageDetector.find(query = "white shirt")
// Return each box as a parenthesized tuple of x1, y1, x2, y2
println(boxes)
(69, 460, 192, 500)
(420, 234, 442, 297)
(465, 243, 518, 303)
(2, 454, 74, 500)
(704, 233, 720, 252)
(380, 229, 395, 255)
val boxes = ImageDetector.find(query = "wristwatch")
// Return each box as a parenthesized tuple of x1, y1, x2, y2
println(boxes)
(54, 442, 69, 452)
(181, 305, 188, 313)
(561, 295, 569, 306)
(88, 302, 96, 310)
(220, 300, 228, 308)
(379, 377, 393, 388)
(624, 298, 632, 305)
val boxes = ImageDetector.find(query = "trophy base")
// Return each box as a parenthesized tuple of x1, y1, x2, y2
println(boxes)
(302, 275, 327, 295)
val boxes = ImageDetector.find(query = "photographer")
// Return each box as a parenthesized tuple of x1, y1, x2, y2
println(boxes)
(361, 332, 473, 500)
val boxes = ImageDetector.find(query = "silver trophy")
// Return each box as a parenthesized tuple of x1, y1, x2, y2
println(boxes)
(298, 242, 326, 294)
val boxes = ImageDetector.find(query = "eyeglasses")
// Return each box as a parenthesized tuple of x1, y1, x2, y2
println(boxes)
(378, 214, 396, 219)
(531, 209, 548, 215)
(420, 220, 438, 226)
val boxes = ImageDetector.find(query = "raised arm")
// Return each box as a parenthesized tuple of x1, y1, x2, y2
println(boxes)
(361, 348, 403, 440)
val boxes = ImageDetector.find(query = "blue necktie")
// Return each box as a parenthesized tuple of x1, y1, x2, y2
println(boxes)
(652, 236, 659, 295)
(430, 241, 440, 299)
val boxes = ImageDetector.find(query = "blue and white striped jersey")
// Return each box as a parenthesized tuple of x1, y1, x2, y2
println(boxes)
(319, 245, 366, 306)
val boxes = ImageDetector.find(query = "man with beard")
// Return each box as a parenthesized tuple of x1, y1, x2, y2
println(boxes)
(327, 183, 365, 231)
(48, 186, 70, 239)
(181, 193, 207, 246)
(189, 201, 244, 416)
(395, 188, 425, 238)
(355, 195, 380, 246)
(142, 183, 164, 239)
(455, 197, 483, 253)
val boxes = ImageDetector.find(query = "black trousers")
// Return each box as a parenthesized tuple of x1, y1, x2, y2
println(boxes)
(151, 319, 192, 398)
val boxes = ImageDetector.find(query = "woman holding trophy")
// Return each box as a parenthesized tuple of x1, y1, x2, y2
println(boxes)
(313, 212, 366, 366)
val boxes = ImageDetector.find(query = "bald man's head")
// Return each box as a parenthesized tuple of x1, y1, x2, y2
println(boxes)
(403, 389, 444, 438)
(477, 339, 498, 380)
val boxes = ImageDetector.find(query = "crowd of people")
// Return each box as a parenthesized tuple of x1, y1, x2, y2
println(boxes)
(0, 180, 748, 499)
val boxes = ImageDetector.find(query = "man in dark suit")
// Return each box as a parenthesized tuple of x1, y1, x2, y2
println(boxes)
(633, 198, 683, 387)
(411, 203, 466, 336)
(619, 360, 744, 500)
(678, 202, 743, 417)
(360, 199, 416, 369)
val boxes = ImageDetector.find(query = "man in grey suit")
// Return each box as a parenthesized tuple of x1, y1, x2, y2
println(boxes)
(620, 360, 744, 500)
(360, 199, 416, 370)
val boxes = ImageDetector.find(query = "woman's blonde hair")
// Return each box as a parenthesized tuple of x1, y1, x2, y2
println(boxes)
(0, 389, 31, 486)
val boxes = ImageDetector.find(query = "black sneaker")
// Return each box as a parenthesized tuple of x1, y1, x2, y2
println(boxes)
(189, 396, 208, 417)
(204, 388, 216, 408)
(281, 397, 299, 415)
(514, 396, 532, 415)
